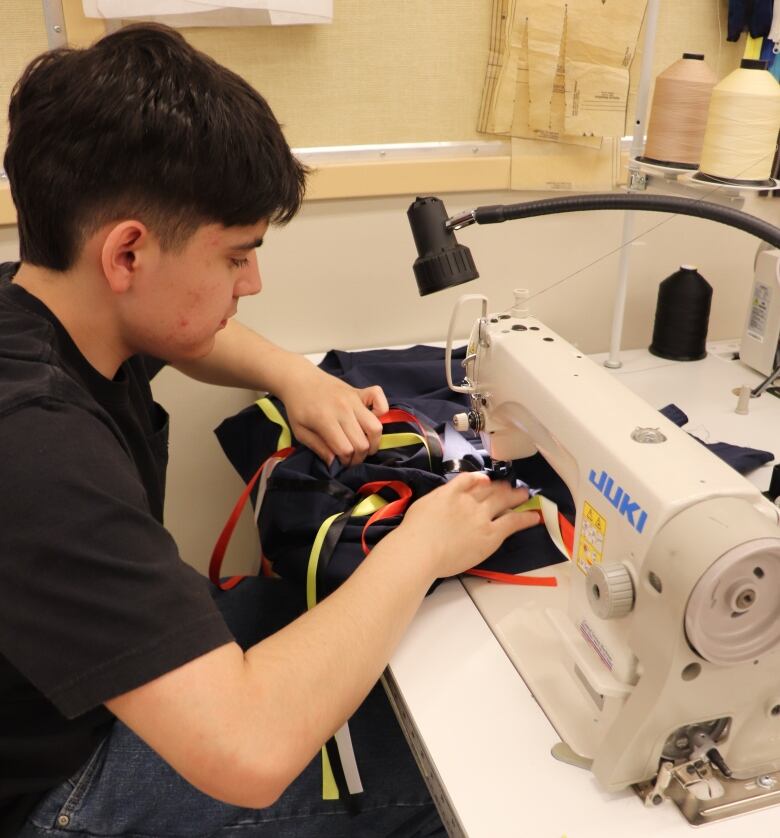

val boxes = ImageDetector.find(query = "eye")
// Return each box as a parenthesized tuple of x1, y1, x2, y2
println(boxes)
(230, 257, 250, 269)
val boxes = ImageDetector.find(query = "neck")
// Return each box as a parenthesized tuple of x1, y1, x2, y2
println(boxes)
(14, 262, 128, 379)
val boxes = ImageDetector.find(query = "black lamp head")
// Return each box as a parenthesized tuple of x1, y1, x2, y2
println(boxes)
(407, 196, 479, 295)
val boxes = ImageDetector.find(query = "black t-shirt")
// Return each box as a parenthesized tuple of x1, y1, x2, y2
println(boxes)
(0, 264, 233, 835)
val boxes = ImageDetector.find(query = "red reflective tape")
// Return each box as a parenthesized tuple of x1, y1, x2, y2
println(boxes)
(357, 480, 413, 555)
(465, 568, 558, 587)
(380, 408, 428, 438)
(209, 447, 295, 591)
(559, 513, 574, 558)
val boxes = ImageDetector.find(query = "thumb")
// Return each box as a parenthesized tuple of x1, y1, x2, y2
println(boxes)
(494, 509, 541, 542)
(361, 385, 389, 416)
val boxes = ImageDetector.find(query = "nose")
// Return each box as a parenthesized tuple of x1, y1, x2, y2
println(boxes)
(236, 252, 262, 297)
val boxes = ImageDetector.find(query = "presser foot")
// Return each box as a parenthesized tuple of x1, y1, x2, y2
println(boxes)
(634, 761, 780, 825)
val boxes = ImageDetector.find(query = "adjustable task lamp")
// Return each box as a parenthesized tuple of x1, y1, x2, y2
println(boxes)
(408, 193, 780, 296)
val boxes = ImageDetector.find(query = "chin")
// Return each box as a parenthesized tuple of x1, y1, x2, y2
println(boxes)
(173, 338, 217, 363)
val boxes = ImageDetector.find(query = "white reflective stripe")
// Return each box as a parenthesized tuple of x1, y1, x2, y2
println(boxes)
(513, 494, 570, 561)
(254, 456, 284, 524)
(334, 722, 364, 794)
(538, 495, 570, 560)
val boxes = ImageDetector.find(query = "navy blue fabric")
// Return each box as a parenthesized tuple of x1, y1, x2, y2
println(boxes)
(216, 350, 774, 600)
(215, 347, 573, 597)
(659, 403, 774, 473)
(318, 346, 473, 426)
(728, 0, 773, 40)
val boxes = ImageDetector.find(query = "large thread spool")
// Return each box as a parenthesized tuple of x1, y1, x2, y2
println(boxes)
(641, 53, 717, 169)
(697, 59, 780, 185)
(649, 265, 713, 361)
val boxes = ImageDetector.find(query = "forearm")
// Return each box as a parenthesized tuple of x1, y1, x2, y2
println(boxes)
(107, 475, 536, 807)
(176, 318, 388, 465)
(239, 529, 434, 787)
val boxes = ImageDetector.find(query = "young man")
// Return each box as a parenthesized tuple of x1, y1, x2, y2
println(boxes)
(0, 24, 538, 838)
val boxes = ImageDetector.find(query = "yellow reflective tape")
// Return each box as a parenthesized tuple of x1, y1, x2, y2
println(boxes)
(321, 746, 339, 799)
(256, 397, 292, 451)
(379, 431, 431, 469)
(352, 494, 387, 517)
(307, 517, 348, 802)
(513, 494, 569, 560)
(513, 495, 542, 514)
(306, 512, 342, 610)
(744, 35, 762, 60)
(378, 432, 426, 450)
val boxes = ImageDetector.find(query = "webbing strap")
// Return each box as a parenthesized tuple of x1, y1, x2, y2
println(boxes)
(256, 397, 292, 450)
(209, 447, 295, 590)
(352, 494, 388, 517)
(306, 512, 343, 610)
(305, 508, 364, 801)
(356, 481, 414, 555)
(380, 408, 443, 473)
(379, 432, 432, 470)
(464, 494, 573, 587)
(321, 745, 339, 800)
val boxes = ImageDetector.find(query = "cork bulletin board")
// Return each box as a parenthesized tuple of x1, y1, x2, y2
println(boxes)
(0, 0, 744, 218)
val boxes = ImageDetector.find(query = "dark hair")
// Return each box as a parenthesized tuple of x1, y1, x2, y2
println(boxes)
(4, 24, 307, 270)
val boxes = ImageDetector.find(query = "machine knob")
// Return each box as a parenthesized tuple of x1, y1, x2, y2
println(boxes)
(452, 413, 471, 432)
(587, 562, 635, 620)
(452, 411, 484, 432)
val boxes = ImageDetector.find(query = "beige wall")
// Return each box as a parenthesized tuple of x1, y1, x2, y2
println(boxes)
(1, 1, 740, 156)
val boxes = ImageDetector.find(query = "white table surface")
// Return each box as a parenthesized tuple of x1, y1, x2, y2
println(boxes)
(386, 343, 780, 838)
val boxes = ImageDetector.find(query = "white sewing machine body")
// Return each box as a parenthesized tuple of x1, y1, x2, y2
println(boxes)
(449, 294, 780, 822)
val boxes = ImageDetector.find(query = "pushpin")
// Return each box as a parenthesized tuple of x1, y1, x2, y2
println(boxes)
(735, 385, 751, 415)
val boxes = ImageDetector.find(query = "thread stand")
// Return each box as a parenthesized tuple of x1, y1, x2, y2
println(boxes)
(604, 156, 748, 370)
(604, 0, 661, 370)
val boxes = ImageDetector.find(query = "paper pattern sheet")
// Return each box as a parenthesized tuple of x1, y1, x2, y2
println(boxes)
(510, 136, 619, 191)
(563, 0, 647, 137)
(478, 0, 512, 134)
(478, 0, 647, 188)
(82, 0, 333, 26)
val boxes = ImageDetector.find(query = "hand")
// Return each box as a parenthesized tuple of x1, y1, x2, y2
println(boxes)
(389, 473, 540, 580)
(276, 365, 389, 466)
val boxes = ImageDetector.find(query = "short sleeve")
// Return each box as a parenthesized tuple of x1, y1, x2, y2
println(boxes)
(0, 399, 233, 718)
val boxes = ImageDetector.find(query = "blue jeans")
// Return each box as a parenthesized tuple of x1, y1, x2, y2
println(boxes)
(18, 578, 444, 838)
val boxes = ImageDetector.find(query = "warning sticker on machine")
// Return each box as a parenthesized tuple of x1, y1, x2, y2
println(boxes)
(747, 282, 771, 342)
(577, 501, 606, 575)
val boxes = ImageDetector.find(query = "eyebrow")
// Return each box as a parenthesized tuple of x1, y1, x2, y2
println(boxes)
(231, 237, 264, 251)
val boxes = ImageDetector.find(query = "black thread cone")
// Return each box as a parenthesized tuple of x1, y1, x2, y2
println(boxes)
(649, 266, 712, 361)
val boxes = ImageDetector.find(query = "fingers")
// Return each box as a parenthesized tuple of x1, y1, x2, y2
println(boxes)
(494, 509, 541, 541)
(325, 389, 385, 464)
(297, 406, 379, 466)
(353, 387, 386, 457)
(360, 385, 389, 417)
(294, 427, 335, 466)
(450, 472, 531, 513)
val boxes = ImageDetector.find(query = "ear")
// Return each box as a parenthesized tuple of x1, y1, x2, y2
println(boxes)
(100, 220, 157, 294)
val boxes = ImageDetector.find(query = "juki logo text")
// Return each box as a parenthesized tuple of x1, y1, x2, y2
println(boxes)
(588, 469, 648, 534)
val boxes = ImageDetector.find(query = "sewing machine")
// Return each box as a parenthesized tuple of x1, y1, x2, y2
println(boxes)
(447, 292, 780, 825)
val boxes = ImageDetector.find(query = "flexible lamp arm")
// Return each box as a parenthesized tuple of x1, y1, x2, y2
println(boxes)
(408, 192, 780, 297)
(452, 194, 780, 249)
